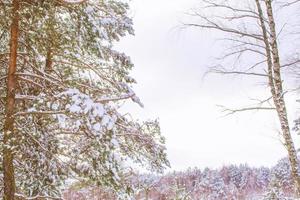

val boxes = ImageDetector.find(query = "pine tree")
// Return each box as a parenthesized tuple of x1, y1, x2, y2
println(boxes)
(262, 175, 289, 200)
(0, 0, 169, 199)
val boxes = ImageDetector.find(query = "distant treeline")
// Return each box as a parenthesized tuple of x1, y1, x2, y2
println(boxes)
(64, 157, 296, 200)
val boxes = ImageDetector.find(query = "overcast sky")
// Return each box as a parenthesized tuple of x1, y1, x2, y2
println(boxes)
(116, 0, 300, 171)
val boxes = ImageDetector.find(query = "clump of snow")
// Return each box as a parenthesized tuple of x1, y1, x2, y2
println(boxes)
(55, 88, 117, 136)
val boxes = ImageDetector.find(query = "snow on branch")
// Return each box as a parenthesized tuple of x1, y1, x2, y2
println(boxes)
(15, 193, 62, 200)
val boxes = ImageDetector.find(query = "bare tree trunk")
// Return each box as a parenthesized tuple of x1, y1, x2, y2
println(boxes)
(256, 0, 300, 195)
(3, 0, 20, 199)
(264, 0, 300, 195)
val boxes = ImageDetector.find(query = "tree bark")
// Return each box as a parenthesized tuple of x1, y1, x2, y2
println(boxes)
(45, 48, 53, 73)
(256, 0, 300, 195)
(264, 0, 300, 196)
(3, 0, 20, 199)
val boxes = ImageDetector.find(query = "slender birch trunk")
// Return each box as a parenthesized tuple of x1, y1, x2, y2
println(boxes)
(265, 0, 300, 195)
(3, 0, 20, 199)
(256, 0, 300, 195)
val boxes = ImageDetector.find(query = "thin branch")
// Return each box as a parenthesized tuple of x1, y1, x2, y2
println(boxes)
(218, 105, 275, 116)
(184, 15, 263, 41)
(58, 0, 88, 4)
(202, 0, 258, 15)
(15, 72, 60, 86)
(220, 38, 265, 49)
(281, 59, 300, 68)
(96, 93, 135, 103)
(13, 110, 66, 117)
(211, 68, 268, 77)
(217, 48, 266, 60)
(279, 0, 300, 7)
(18, 76, 43, 88)
(15, 193, 62, 200)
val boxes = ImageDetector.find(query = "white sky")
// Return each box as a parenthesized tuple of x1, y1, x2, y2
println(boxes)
(116, 0, 300, 171)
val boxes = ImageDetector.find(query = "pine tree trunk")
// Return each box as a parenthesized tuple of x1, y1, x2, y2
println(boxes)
(45, 48, 53, 73)
(3, 0, 20, 199)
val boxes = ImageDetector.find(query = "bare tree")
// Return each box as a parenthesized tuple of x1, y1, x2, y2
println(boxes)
(185, 0, 300, 196)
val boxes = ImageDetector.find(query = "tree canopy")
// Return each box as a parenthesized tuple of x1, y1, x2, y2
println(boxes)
(0, 0, 169, 199)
